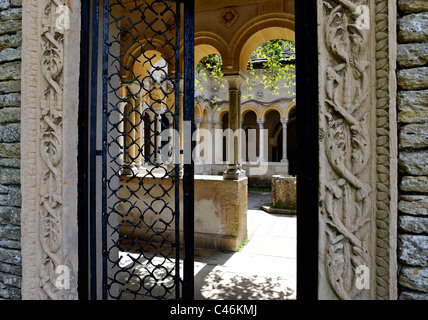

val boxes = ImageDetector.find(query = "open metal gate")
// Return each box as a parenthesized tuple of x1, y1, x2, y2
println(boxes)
(84, 0, 195, 300)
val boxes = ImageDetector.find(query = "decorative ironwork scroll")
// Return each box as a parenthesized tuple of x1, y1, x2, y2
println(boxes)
(103, 0, 182, 300)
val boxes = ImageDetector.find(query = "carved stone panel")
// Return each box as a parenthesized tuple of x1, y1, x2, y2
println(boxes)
(318, 0, 397, 300)
(21, 0, 81, 300)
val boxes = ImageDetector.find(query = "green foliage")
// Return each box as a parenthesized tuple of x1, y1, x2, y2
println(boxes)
(195, 54, 225, 107)
(244, 39, 296, 99)
(195, 39, 296, 103)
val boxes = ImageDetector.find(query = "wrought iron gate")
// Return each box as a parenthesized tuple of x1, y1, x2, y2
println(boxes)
(87, 0, 195, 300)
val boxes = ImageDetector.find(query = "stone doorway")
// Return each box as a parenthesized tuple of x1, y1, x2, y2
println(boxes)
(17, 0, 399, 300)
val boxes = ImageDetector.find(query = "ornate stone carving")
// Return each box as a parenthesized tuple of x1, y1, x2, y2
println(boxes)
(320, 0, 372, 300)
(38, 0, 65, 300)
(319, 0, 397, 300)
(219, 7, 239, 28)
(373, 0, 397, 300)
(22, 0, 80, 300)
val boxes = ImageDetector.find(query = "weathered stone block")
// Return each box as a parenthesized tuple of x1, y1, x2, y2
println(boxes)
(3, 123, 20, 143)
(400, 176, 428, 193)
(399, 215, 428, 234)
(10, 0, 20, 7)
(0, 158, 20, 168)
(0, 61, 20, 81)
(0, 80, 20, 94)
(0, 167, 19, 184)
(0, 31, 22, 49)
(399, 290, 428, 300)
(0, 281, 9, 299)
(398, 0, 428, 14)
(399, 266, 428, 292)
(398, 90, 428, 124)
(7, 186, 20, 207)
(399, 195, 428, 216)
(399, 123, 428, 149)
(0, 47, 20, 63)
(398, 12, 428, 43)
(0, 248, 20, 265)
(0, 225, 20, 242)
(0, 8, 21, 21)
(399, 150, 428, 175)
(0, 206, 20, 225)
(0, 0, 10, 10)
(397, 67, 428, 90)
(0, 92, 20, 107)
(271, 175, 296, 208)
(398, 234, 428, 266)
(397, 43, 428, 68)
(0, 107, 20, 123)
(0, 19, 20, 36)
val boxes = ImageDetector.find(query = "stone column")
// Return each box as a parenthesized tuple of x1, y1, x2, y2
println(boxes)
(257, 119, 266, 163)
(148, 111, 156, 165)
(223, 70, 246, 180)
(123, 90, 136, 174)
(194, 118, 203, 163)
(165, 113, 174, 165)
(155, 109, 163, 165)
(133, 84, 144, 171)
(280, 119, 289, 165)
(212, 120, 223, 164)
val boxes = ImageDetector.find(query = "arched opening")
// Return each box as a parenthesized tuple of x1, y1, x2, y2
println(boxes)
(265, 109, 281, 162)
(287, 106, 297, 175)
(221, 112, 229, 162)
(242, 110, 258, 162)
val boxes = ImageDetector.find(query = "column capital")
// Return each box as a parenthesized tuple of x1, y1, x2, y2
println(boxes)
(194, 118, 203, 125)
(256, 119, 266, 126)
(280, 118, 289, 126)
(211, 120, 222, 129)
(223, 69, 247, 91)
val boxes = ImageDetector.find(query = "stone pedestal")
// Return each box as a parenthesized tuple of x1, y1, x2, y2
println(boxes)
(271, 175, 296, 208)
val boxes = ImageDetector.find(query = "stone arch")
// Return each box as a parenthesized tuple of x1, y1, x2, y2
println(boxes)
(260, 104, 284, 120)
(215, 106, 229, 122)
(202, 105, 210, 122)
(228, 14, 295, 71)
(195, 102, 203, 119)
(194, 32, 229, 68)
(284, 101, 296, 120)
(242, 105, 261, 120)
(123, 39, 176, 81)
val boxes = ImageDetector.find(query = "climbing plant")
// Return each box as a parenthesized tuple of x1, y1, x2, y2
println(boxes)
(245, 39, 296, 99)
(195, 39, 296, 102)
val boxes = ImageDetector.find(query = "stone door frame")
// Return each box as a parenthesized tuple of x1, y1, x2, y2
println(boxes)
(20, 0, 398, 299)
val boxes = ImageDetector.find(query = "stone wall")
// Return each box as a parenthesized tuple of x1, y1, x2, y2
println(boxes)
(397, 0, 428, 300)
(0, 0, 21, 300)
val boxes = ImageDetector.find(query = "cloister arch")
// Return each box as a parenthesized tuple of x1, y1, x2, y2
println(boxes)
(242, 105, 262, 120)
(229, 14, 295, 71)
(260, 104, 284, 121)
(284, 101, 296, 120)
(194, 102, 203, 119)
(123, 39, 176, 81)
(194, 32, 229, 68)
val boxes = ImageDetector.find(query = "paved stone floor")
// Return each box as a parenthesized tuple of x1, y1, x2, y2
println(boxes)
(118, 191, 297, 300)
(194, 191, 297, 300)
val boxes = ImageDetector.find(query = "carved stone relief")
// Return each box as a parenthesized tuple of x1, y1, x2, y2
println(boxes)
(219, 7, 239, 28)
(318, 0, 397, 300)
(22, 0, 80, 299)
